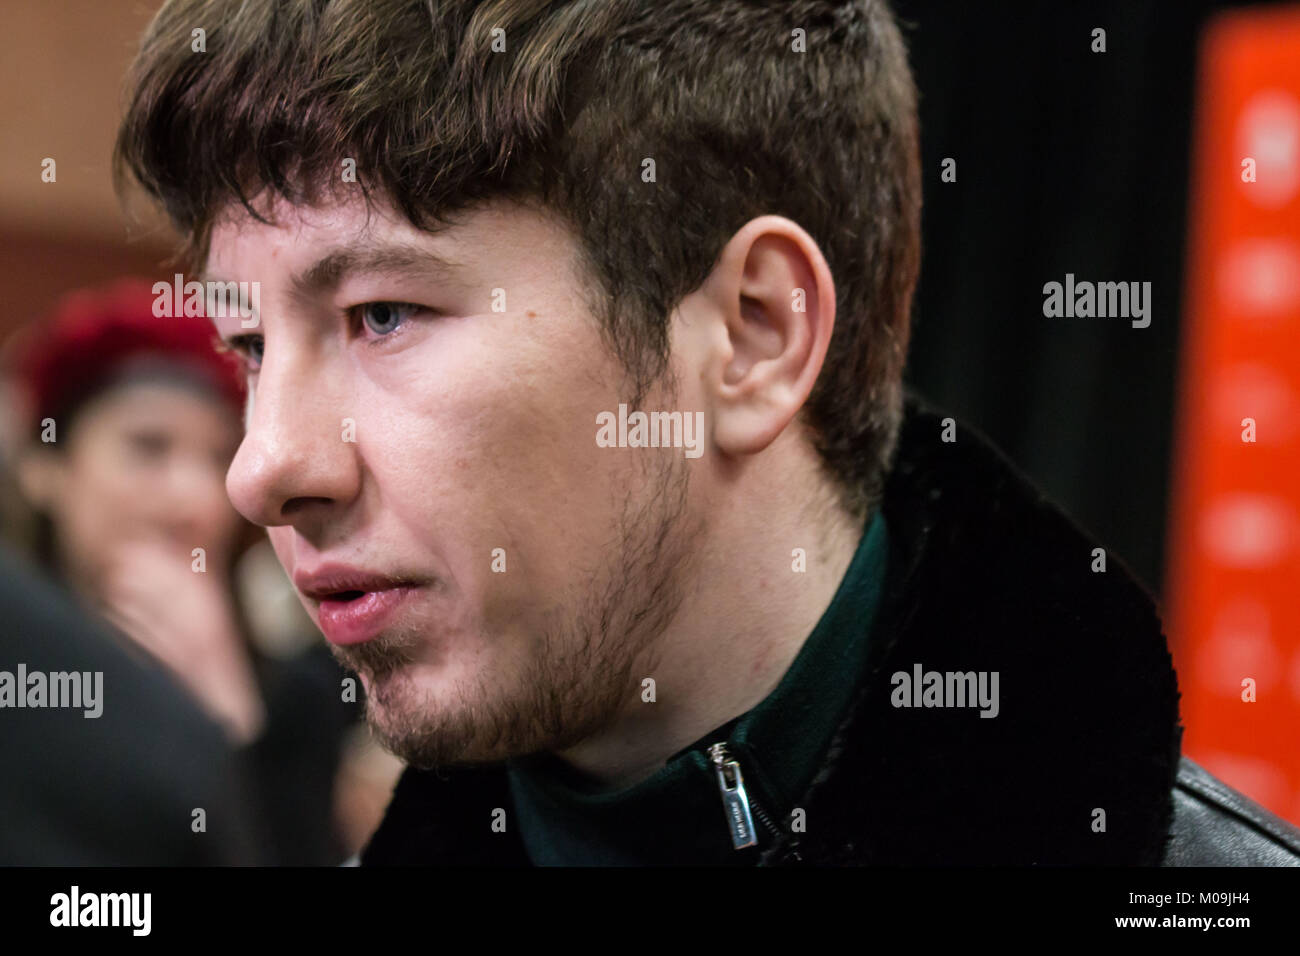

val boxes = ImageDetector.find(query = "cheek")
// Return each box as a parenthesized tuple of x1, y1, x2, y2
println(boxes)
(367, 315, 631, 600)
(55, 460, 137, 564)
(267, 528, 295, 571)
(190, 463, 241, 538)
(193, 499, 241, 556)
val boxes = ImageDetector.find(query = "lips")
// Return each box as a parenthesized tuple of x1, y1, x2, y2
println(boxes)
(293, 564, 423, 645)
(315, 585, 420, 645)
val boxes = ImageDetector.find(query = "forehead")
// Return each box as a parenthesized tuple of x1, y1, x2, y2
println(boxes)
(74, 379, 240, 439)
(208, 191, 402, 257)
(203, 192, 581, 283)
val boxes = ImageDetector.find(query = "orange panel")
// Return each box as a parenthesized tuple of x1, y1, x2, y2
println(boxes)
(1167, 5, 1300, 824)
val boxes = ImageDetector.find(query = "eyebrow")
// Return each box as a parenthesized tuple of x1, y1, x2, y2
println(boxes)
(201, 240, 463, 305)
(290, 241, 463, 300)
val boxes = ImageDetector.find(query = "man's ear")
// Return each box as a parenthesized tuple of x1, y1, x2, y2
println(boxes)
(690, 215, 835, 457)
(16, 446, 65, 513)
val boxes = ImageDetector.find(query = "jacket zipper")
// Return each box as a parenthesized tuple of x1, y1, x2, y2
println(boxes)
(707, 741, 783, 850)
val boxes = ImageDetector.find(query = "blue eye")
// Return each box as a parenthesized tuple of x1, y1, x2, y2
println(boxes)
(220, 334, 264, 371)
(357, 302, 418, 336)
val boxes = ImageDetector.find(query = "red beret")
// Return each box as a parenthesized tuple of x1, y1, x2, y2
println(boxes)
(6, 277, 247, 439)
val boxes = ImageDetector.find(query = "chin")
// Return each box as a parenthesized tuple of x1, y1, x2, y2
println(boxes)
(361, 662, 512, 769)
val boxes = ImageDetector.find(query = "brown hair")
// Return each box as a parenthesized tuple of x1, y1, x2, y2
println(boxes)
(115, 0, 921, 518)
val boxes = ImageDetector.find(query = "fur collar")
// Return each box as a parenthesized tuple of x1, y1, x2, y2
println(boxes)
(362, 391, 1182, 865)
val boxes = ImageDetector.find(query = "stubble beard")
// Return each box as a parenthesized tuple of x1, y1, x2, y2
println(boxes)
(328, 449, 698, 772)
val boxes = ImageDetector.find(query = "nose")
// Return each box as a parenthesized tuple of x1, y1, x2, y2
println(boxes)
(156, 448, 234, 543)
(225, 349, 360, 532)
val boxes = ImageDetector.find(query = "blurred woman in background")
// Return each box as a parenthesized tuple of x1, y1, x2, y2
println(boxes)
(3, 278, 371, 864)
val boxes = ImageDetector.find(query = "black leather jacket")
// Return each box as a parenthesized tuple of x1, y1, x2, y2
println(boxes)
(1165, 759, 1300, 864)
(361, 394, 1300, 866)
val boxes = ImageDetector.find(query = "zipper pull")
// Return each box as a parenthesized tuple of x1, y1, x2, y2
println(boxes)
(708, 742, 758, 850)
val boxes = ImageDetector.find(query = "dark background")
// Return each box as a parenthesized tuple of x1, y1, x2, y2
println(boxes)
(892, 0, 1279, 599)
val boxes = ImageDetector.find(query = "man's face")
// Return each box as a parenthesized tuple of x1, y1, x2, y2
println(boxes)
(209, 195, 700, 768)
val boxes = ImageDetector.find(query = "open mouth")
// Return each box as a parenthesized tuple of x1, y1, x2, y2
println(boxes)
(312, 584, 421, 646)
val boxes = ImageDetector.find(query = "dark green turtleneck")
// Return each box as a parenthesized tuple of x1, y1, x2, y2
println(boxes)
(504, 508, 890, 865)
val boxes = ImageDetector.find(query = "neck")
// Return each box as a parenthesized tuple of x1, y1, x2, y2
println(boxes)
(553, 439, 864, 790)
